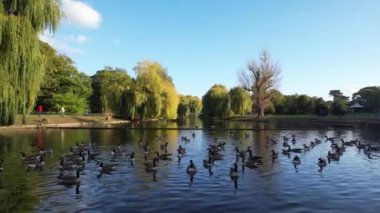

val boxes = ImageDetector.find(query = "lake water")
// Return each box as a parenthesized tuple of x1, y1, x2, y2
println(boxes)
(1, 119, 380, 212)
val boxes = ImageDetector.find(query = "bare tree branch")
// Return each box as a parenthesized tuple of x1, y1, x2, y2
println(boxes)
(237, 49, 282, 118)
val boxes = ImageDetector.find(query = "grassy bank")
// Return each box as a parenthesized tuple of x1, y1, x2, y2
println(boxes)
(13, 114, 128, 126)
(229, 113, 380, 125)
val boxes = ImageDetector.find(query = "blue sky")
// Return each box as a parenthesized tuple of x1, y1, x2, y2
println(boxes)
(41, 0, 380, 100)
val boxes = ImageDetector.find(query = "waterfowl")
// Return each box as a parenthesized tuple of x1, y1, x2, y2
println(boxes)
(58, 169, 81, 185)
(111, 148, 126, 157)
(315, 138, 322, 144)
(235, 147, 246, 158)
(341, 139, 355, 146)
(129, 152, 135, 162)
(283, 136, 289, 141)
(27, 156, 45, 169)
(292, 156, 301, 165)
(155, 151, 172, 161)
(160, 142, 168, 150)
(244, 160, 258, 169)
(325, 136, 334, 142)
(177, 145, 186, 155)
(0, 160, 3, 172)
(203, 156, 213, 168)
(271, 150, 278, 160)
(290, 146, 303, 153)
(145, 158, 158, 172)
(192, 132, 196, 137)
(282, 146, 292, 155)
(186, 160, 197, 175)
(230, 163, 239, 178)
(20, 152, 40, 162)
(303, 144, 310, 151)
(327, 151, 340, 161)
(98, 162, 117, 173)
(317, 158, 327, 169)
(58, 158, 77, 171)
(246, 147, 263, 162)
(87, 149, 100, 160)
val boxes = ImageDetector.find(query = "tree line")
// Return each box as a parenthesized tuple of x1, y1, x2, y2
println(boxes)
(201, 50, 380, 119)
(36, 44, 202, 121)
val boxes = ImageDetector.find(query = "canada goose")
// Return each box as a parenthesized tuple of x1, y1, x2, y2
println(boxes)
(244, 160, 258, 169)
(290, 146, 303, 153)
(160, 142, 168, 150)
(27, 156, 45, 169)
(177, 145, 186, 155)
(327, 151, 339, 161)
(98, 162, 117, 173)
(235, 147, 246, 158)
(0, 160, 3, 172)
(310, 141, 316, 148)
(145, 158, 158, 172)
(20, 152, 40, 162)
(325, 136, 334, 142)
(39, 147, 53, 155)
(58, 169, 81, 185)
(58, 158, 76, 171)
(192, 132, 196, 137)
(318, 158, 327, 170)
(315, 138, 322, 144)
(208, 149, 224, 161)
(283, 136, 289, 141)
(155, 151, 172, 161)
(186, 160, 197, 175)
(341, 139, 355, 146)
(303, 144, 310, 151)
(246, 147, 263, 162)
(230, 163, 239, 178)
(282, 146, 291, 155)
(271, 150, 278, 160)
(111, 148, 126, 157)
(129, 152, 135, 162)
(292, 156, 301, 165)
(87, 149, 100, 160)
(203, 156, 213, 168)
(282, 142, 289, 147)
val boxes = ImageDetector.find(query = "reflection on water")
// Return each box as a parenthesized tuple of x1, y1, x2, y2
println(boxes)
(0, 120, 380, 212)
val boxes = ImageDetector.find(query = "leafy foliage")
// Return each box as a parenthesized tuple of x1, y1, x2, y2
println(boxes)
(202, 84, 230, 118)
(0, 0, 61, 125)
(37, 42, 92, 113)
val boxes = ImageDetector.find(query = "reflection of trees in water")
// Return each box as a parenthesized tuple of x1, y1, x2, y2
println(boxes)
(0, 133, 39, 212)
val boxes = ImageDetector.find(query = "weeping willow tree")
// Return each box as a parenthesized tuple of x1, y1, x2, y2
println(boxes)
(0, 0, 61, 125)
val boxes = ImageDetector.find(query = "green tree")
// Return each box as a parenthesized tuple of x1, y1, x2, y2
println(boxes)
(134, 61, 179, 119)
(91, 67, 133, 116)
(239, 49, 281, 118)
(0, 0, 61, 125)
(283, 95, 298, 114)
(37, 42, 92, 113)
(177, 95, 202, 118)
(296, 95, 314, 114)
(229, 87, 251, 115)
(269, 89, 285, 114)
(353, 86, 380, 112)
(202, 84, 230, 118)
(314, 97, 329, 116)
(329, 90, 348, 116)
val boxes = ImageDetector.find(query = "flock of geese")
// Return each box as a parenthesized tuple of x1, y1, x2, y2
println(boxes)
(0, 132, 379, 190)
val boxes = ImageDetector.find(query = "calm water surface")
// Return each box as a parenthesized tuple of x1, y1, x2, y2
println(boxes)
(0, 120, 380, 212)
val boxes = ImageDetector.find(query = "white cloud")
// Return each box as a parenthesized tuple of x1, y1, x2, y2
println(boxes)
(60, 0, 102, 29)
(39, 31, 85, 55)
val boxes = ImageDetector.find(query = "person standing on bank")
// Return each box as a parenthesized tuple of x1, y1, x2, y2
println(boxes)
(60, 106, 65, 117)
